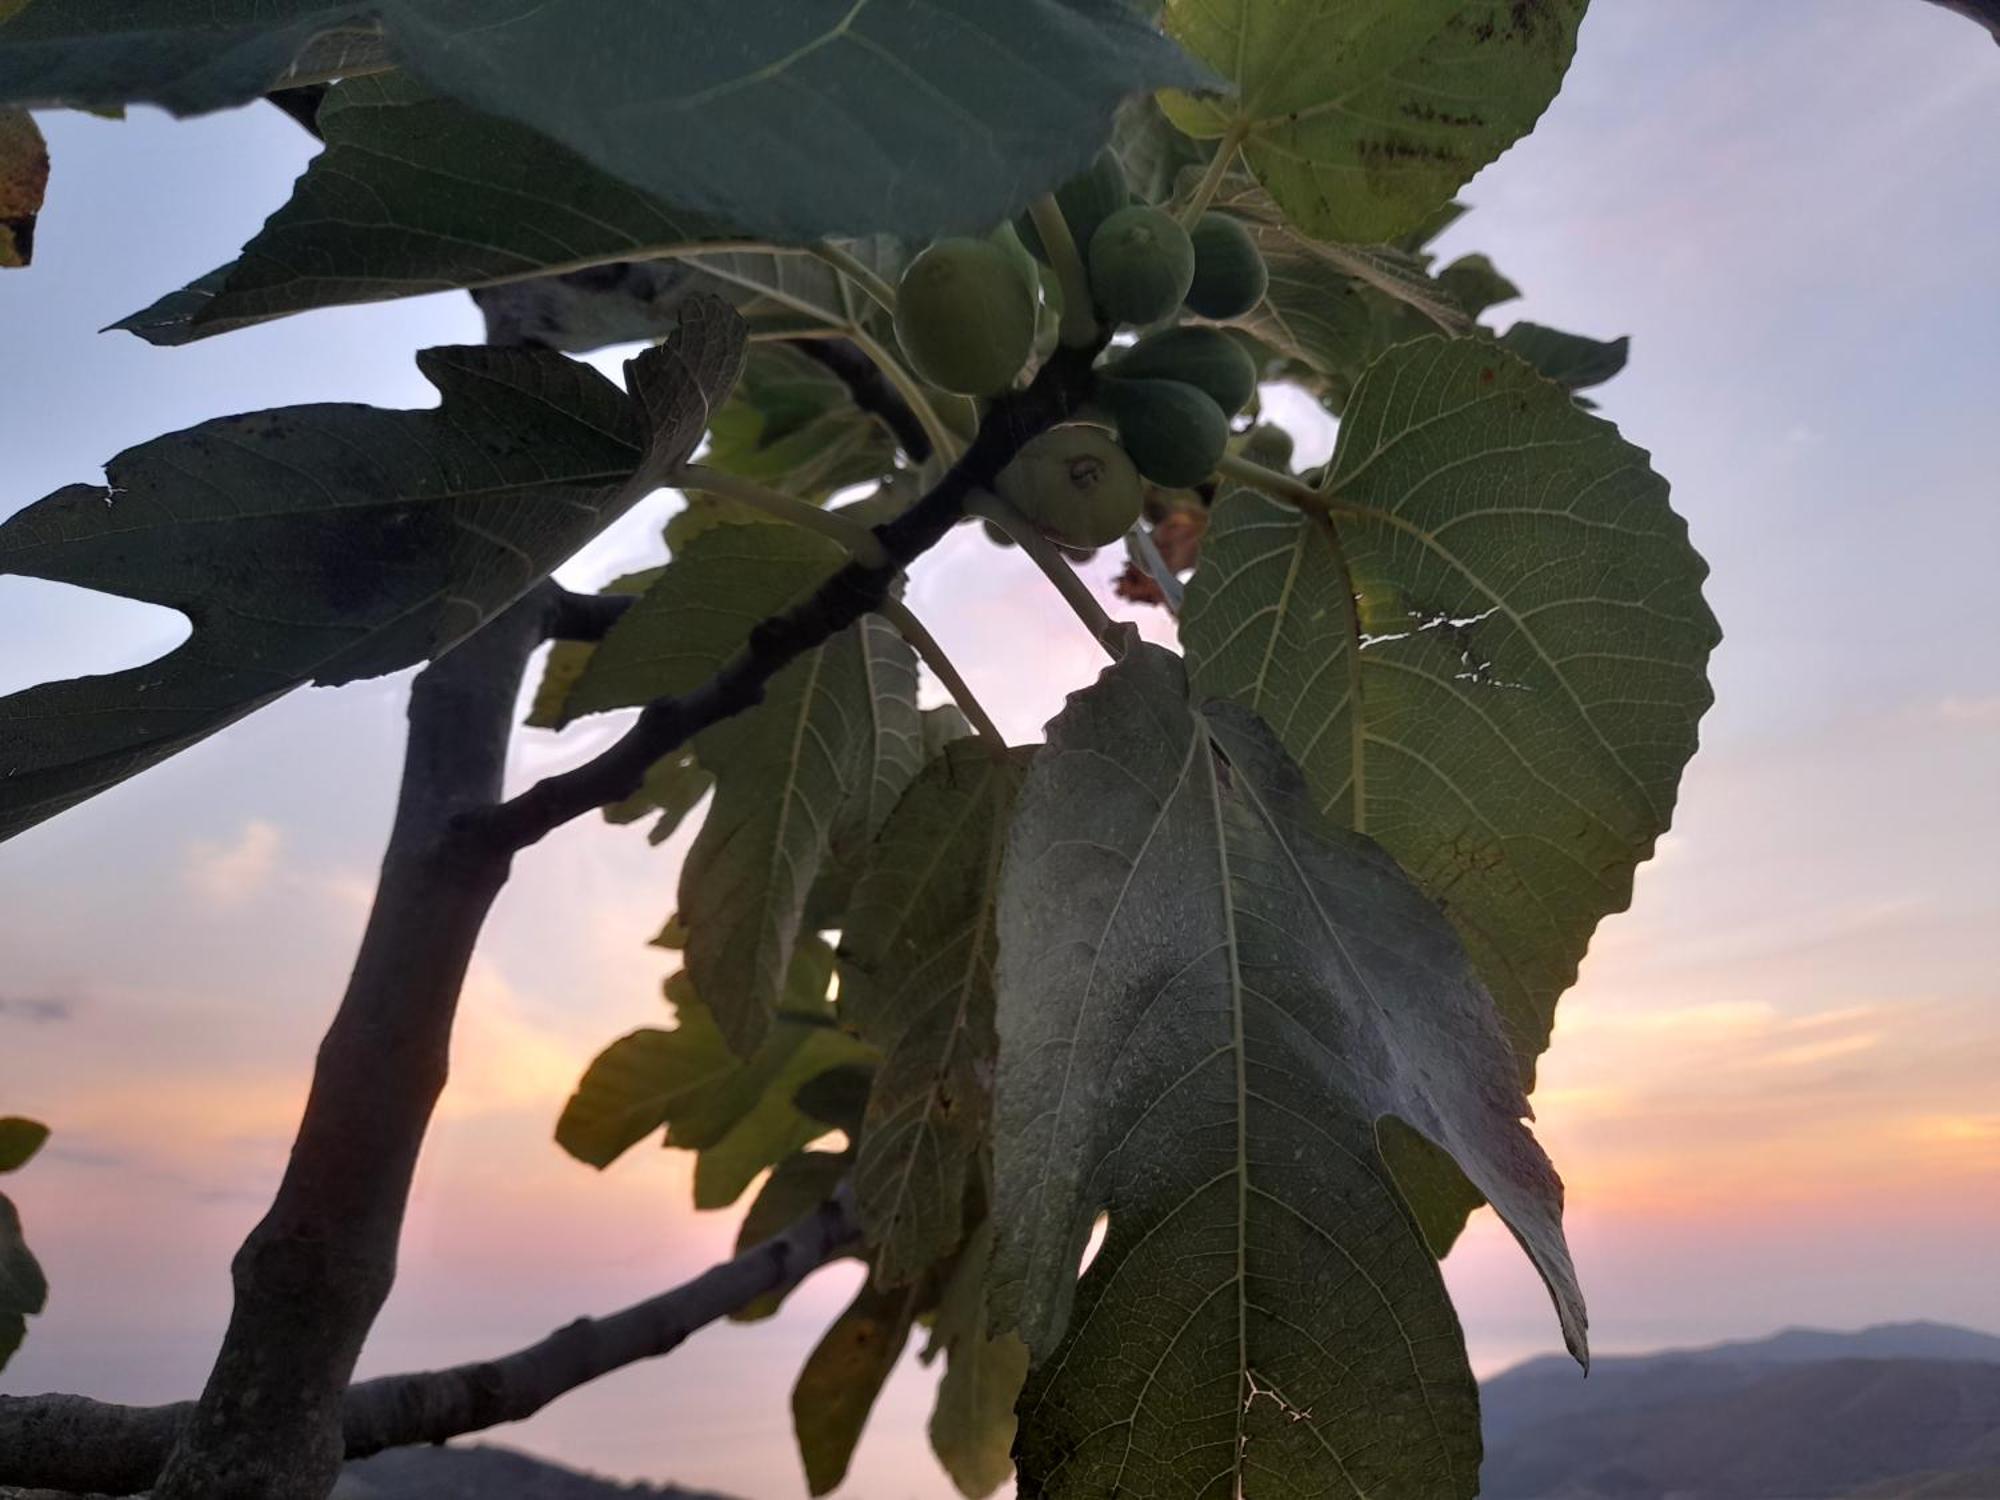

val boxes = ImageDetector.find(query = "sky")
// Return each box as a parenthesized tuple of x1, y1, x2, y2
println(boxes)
(1, 5, 1997, 1498)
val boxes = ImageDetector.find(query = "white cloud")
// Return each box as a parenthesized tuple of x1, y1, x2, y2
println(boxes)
(184, 820, 283, 907)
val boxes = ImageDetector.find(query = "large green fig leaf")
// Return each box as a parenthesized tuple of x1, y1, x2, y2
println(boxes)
(0, 297, 745, 844)
(990, 645, 1584, 1500)
(0, 0, 1211, 242)
(793, 1278, 919, 1497)
(116, 73, 744, 346)
(1183, 336, 1717, 1086)
(555, 939, 872, 1209)
(1159, 0, 1587, 243)
(839, 739, 1029, 1286)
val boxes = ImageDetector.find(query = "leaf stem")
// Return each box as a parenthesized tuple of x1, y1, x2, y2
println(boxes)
(1214, 453, 1331, 515)
(810, 241, 899, 319)
(876, 599, 1007, 750)
(1125, 525, 1186, 614)
(969, 491, 1124, 659)
(669, 465, 890, 567)
(1028, 194, 1101, 348)
(846, 328, 967, 463)
(1178, 125, 1247, 226)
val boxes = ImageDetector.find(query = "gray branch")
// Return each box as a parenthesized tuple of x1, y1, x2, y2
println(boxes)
(0, 1192, 859, 1496)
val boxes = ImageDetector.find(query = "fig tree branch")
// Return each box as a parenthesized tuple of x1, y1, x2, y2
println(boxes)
(471, 340, 1103, 855)
(0, 1192, 860, 1497)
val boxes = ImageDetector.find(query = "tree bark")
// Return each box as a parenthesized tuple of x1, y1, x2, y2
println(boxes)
(146, 594, 552, 1500)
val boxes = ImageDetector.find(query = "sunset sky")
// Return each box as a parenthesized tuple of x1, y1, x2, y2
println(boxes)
(2, 5, 1997, 1498)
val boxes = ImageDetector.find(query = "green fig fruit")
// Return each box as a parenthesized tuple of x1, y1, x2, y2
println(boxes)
(1098, 378, 1229, 488)
(1237, 423, 1295, 471)
(994, 425, 1144, 548)
(1184, 213, 1269, 320)
(893, 237, 1038, 397)
(1087, 206, 1196, 327)
(1105, 325, 1258, 415)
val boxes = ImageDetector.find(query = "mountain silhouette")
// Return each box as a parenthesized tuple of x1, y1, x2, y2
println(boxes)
(1481, 1322, 2000, 1500)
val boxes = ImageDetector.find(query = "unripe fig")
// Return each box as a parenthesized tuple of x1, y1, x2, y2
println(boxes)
(894, 238, 1038, 397)
(1087, 206, 1196, 326)
(1105, 325, 1258, 415)
(1184, 213, 1269, 320)
(1098, 378, 1229, 488)
(1238, 423, 1295, 471)
(988, 221, 1042, 299)
(981, 518, 1019, 548)
(995, 425, 1144, 549)
(1017, 150, 1131, 263)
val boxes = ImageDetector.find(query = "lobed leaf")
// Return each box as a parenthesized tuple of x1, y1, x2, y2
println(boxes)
(0, 0, 1213, 242)
(990, 644, 1584, 1499)
(1184, 336, 1716, 1086)
(0, 297, 745, 844)
(555, 939, 872, 1209)
(926, 1222, 1030, 1499)
(838, 739, 1030, 1285)
(1160, 0, 1588, 243)
(793, 1279, 919, 1497)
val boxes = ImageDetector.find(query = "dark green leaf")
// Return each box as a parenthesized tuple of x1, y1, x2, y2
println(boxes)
(2, 0, 1212, 242)
(0, 1192, 45, 1372)
(0, 297, 746, 843)
(839, 740, 1028, 1286)
(991, 644, 1584, 1500)
(1499, 319, 1631, 391)
(793, 1279, 919, 1497)
(1436, 252, 1521, 317)
(0, 1118, 48, 1174)
(117, 73, 744, 346)
(927, 1222, 1029, 1499)
(1160, 0, 1587, 242)
(793, 1066, 875, 1138)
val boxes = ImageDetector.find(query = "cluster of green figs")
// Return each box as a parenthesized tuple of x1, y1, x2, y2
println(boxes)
(891, 150, 1270, 549)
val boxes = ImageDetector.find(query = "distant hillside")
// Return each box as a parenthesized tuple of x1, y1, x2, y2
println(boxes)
(1481, 1323, 2000, 1500)
(332, 1444, 742, 1500)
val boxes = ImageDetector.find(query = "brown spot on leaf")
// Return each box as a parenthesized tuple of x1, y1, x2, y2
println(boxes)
(0, 107, 49, 269)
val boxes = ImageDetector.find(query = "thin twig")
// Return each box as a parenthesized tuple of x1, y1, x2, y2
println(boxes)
(0, 1193, 860, 1497)
(847, 327, 965, 462)
(1214, 452, 1332, 514)
(1028, 194, 1100, 349)
(969, 492, 1125, 658)
(1178, 126, 1248, 226)
(877, 599, 1007, 749)
(810, 241, 899, 318)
